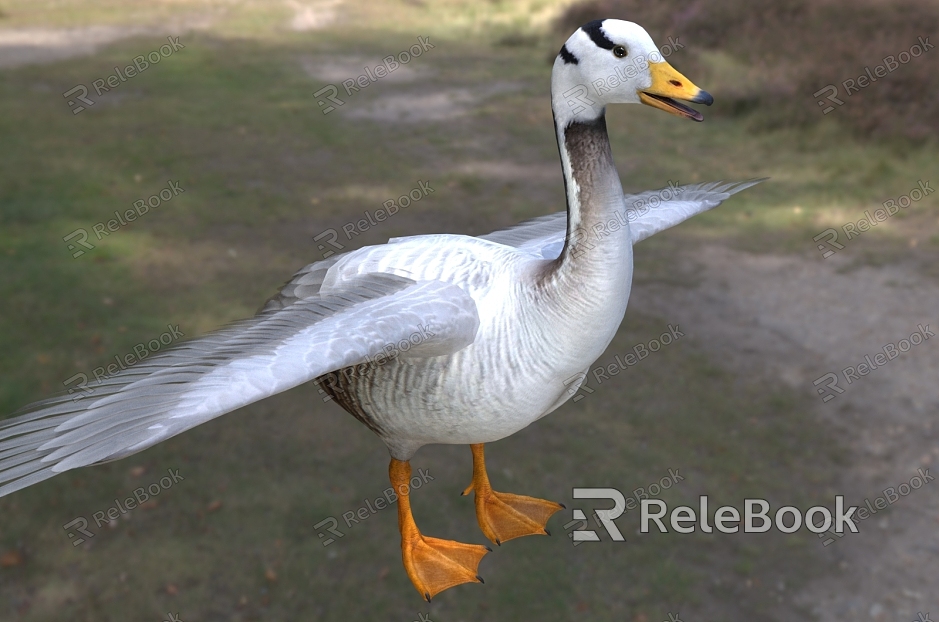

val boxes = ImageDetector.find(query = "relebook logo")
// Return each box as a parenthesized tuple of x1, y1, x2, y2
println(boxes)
(640, 496, 858, 535)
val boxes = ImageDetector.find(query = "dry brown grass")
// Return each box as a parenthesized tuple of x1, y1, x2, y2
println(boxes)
(557, 0, 939, 141)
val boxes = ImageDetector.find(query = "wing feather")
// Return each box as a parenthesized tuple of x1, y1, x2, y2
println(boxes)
(0, 274, 479, 496)
(478, 179, 766, 257)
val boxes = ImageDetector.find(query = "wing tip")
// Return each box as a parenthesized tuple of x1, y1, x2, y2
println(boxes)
(724, 177, 770, 195)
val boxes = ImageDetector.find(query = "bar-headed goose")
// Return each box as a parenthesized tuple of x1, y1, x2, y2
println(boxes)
(0, 18, 762, 600)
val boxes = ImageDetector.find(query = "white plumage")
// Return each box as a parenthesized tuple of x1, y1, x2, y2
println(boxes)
(0, 19, 763, 499)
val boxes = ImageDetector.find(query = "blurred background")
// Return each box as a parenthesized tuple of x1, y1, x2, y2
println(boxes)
(0, 0, 937, 620)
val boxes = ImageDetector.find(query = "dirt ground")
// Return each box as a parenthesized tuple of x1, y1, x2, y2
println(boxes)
(633, 245, 939, 620)
(0, 18, 217, 68)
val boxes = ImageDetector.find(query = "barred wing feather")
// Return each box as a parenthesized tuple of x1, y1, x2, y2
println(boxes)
(0, 275, 479, 497)
(479, 179, 766, 258)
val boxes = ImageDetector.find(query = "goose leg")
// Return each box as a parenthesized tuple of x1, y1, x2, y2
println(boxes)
(461, 443, 564, 546)
(391, 458, 489, 602)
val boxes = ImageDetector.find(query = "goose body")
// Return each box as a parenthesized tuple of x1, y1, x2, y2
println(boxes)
(312, 225, 632, 458)
(0, 18, 762, 599)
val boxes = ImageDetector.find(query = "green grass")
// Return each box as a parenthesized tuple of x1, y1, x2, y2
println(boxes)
(0, 1, 935, 619)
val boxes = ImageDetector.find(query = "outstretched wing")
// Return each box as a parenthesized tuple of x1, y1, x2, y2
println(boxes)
(0, 275, 479, 497)
(479, 179, 766, 258)
(624, 179, 766, 243)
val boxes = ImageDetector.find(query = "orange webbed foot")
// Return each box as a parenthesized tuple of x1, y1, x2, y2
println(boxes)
(391, 458, 489, 601)
(401, 532, 490, 602)
(462, 444, 564, 545)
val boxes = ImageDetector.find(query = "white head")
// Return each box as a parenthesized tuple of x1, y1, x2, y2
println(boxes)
(552, 19, 713, 127)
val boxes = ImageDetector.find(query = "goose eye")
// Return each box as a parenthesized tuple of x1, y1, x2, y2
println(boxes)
(613, 45, 627, 58)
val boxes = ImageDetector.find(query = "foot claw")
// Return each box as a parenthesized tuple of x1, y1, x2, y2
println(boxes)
(477, 575, 485, 584)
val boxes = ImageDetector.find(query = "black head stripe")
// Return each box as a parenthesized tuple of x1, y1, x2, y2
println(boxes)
(559, 44, 579, 65)
(581, 19, 615, 50)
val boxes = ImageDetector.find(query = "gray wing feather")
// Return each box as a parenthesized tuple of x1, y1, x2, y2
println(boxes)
(627, 179, 766, 243)
(260, 255, 343, 312)
(478, 179, 766, 257)
(478, 212, 567, 248)
(0, 274, 479, 497)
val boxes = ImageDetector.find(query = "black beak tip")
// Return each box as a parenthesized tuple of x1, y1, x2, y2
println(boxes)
(693, 90, 714, 106)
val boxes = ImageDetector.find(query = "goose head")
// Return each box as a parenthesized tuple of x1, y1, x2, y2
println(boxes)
(552, 19, 713, 125)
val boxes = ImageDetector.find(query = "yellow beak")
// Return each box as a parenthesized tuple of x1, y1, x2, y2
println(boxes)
(638, 61, 713, 122)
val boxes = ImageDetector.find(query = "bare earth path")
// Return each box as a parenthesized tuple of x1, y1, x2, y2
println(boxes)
(632, 245, 939, 621)
(0, 17, 218, 69)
